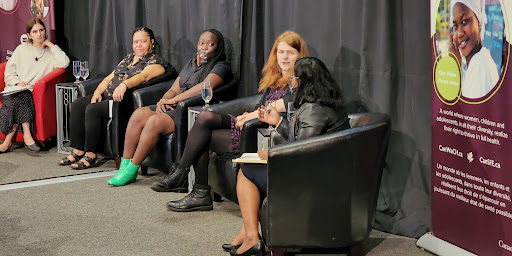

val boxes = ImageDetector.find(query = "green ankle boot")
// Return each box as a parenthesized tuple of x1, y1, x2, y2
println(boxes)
(108, 158, 131, 185)
(109, 161, 140, 186)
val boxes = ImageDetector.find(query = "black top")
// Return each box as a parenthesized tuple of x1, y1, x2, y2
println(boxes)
(275, 102, 350, 143)
(105, 52, 167, 98)
(177, 58, 232, 93)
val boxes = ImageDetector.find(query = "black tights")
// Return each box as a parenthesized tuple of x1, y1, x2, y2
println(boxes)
(178, 111, 232, 186)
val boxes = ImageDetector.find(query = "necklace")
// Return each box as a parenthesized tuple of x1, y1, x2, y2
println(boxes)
(31, 45, 45, 61)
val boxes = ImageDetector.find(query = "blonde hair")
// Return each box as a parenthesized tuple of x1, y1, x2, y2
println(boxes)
(258, 31, 308, 91)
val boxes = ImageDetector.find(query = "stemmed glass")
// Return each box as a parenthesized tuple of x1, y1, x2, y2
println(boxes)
(198, 47, 207, 65)
(265, 100, 274, 130)
(287, 102, 296, 122)
(80, 61, 89, 81)
(202, 81, 213, 109)
(72, 61, 81, 83)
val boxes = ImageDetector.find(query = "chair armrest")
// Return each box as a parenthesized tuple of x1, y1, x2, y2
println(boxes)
(207, 94, 260, 116)
(77, 66, 177, 99)
(132, 80, 174, 108)
(31, 68, 67, 140)
(74, 78, 104, 97)
(0, 62, 6, 92)
(239, 119, 267, 153)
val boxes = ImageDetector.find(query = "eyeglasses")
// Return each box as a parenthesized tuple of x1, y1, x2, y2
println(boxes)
(289, 75, 300, 88)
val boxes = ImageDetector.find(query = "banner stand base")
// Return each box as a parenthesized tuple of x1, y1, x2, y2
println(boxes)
(416, 233, 477, 256)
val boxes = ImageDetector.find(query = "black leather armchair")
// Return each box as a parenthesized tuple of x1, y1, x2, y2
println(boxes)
(259, 112, 391, 255)
(73, 68, 177, 159)
(134, 77, 239, 174)
(206, 94, 268, 203)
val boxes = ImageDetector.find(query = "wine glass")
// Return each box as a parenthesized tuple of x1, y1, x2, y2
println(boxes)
(199, 51, 207, 64)
(202, 81, 213, 108)
(72, 61, 81, 83)
(265, 100, 274, 130)
(197, 46, 207, 65)
(80, 61, 89, 81)
(287, 102, 296, 122)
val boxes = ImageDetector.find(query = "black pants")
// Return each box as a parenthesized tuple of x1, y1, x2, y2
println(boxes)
(69, 95, 110, 152)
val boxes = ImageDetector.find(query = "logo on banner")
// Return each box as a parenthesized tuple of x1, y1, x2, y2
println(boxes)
(20, 33, 27, 43)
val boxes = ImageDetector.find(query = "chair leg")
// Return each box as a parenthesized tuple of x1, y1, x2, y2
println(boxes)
(140, 166, 148, 175)
(348, 242, 362, 256)
(114, 158, 120, 169)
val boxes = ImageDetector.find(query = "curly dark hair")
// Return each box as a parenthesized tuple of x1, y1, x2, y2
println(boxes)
(132, 26, 159, 54)
(293, 57, 344, 109)
(194, 28, 227, 84)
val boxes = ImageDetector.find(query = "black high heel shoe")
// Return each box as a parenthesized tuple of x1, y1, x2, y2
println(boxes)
(229, 241, 264, 256)
(0, 145, 14, 154)
(222, 243, 241, 252)
(24, 142, 41, 152)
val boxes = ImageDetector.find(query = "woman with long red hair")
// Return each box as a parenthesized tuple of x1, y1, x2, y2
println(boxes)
(151, 31, 308, 211)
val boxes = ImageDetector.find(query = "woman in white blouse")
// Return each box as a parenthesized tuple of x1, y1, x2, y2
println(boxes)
(0, 18, 69, 153)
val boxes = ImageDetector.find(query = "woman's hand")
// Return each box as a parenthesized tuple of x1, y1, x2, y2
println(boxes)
(257, 149, 268, 160)
(112, 83, 128, 102)
(235, 112, 249, 122)
(17, 81, 28, 87)
(156, 98, 178, 113)
(41, 40, 55, 49)
(235, 112, 250, 129)
(448, 30, 462, 65)
(258, 105, 281, 126)
(91, 92, 102, 103)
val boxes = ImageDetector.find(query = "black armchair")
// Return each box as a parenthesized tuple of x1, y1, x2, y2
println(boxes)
(259, 112, 391, 255)
(134, 77, 239, 174)
(206, 94, 268, 203)
(74, 68, 177, 159)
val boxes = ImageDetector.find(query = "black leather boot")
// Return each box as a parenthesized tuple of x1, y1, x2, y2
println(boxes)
(150, 163, 189, 192)
(166, 184, 213, 212)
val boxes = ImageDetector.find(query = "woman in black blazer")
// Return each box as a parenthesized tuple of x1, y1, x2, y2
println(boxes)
(225, 57, 350, 256)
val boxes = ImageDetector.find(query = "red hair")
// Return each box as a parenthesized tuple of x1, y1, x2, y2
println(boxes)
(258, 31, 308, 91)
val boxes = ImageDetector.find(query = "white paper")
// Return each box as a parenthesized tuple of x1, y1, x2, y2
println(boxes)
(1, 86, 29, 96)
(239, 153, 261, 160)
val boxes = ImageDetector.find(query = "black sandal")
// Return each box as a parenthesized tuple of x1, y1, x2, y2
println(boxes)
(70, 155, 99, 170)
(58, 152, 84, 166)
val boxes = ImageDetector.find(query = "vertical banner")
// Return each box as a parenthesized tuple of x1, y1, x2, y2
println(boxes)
(431, 0, 512, 255)
(0, 0, 55, 62)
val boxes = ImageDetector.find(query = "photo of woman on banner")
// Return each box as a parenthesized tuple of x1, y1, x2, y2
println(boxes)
(449, 0, 499, 99)
(0, 0, 17, 11)
(30, 0, 48, 19)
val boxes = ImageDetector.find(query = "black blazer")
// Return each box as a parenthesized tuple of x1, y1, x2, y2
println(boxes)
(274, 102, 350, 143)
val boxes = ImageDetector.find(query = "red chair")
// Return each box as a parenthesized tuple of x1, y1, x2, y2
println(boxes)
(0, 61, 66, 146)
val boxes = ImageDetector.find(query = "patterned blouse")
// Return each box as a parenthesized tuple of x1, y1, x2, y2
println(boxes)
(229, 86, 291, 151)
(105, 52, 165, 98)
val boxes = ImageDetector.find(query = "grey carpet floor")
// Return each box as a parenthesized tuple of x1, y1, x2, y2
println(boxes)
(0, 148, 432, 256)
(0, 146, 116, 184)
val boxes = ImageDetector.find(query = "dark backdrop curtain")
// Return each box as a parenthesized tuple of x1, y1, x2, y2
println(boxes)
(57, 0, 431, 238)
(59, 0, 242, 78)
